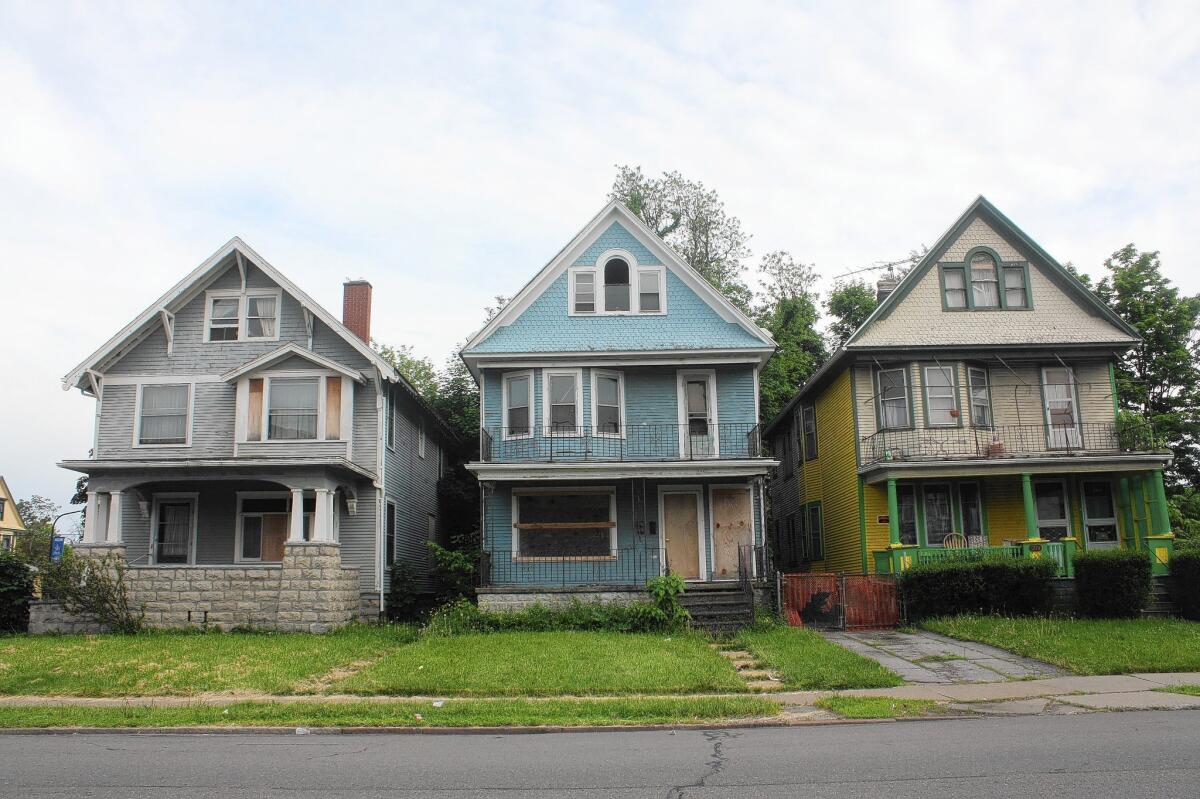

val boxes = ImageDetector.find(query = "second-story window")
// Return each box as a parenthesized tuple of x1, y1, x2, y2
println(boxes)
(593, 371, 623, 436)
(504, 373, 532, 438)
(876, 367, 910, 430)
(970, 252, 1000, 308)
(942, 266, 967, 308)
(968, 367, 992, 427)
(268, 377, 319, 440)
(245, 295, 278, 338)
(544, 370, 581, 435)
(206, 290, 281, 342)
(208, 297, 240, 341)
(638, 269, 662, 312)
(138, 384, 190, 445)
(603, 258, 630, 312)
(573, 272, 596, 313)
(923, 365, 959, 427)
(1003, 265, 1029, 308)
(801, 405, 818, 460)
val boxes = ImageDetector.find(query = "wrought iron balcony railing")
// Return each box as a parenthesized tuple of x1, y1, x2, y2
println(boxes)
(860, 420, 1161, 467)
(477, 543, 775, 587)
(479, 422, 765, 463)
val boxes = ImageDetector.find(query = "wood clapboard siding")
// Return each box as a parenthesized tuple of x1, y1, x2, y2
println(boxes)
(799, 368, 862, 574)
(98, 382, 237, 459)
(382, 387, 445, 592)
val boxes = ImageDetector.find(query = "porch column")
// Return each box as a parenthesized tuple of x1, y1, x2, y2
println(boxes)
(1021, 473, 1039, 540)
(1131, 475, 1150, 546)
(313, 489, 334, 542)
(1118, 477, 1136, 548)
(289, 488, 306, 542)
(886, 479, 900, 546)
(105, 490, 123, 543)
(82, 491, 101, 543)
(1149, 469, 1172, 536)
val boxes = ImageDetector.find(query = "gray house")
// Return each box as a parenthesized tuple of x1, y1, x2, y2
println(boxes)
(52, 238, 454, 632)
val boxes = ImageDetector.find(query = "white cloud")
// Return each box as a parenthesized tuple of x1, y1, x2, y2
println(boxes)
(0, 0, 1196, 508)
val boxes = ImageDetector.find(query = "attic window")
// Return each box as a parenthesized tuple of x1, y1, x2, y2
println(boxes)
(603, 258, 630, 312)
(970, 252, 1000, 307)
(205, 290, 281, 342)
(209, 298, 240, 341)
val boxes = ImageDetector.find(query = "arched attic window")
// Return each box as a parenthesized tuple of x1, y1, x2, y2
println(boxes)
(969, 251, 1000, 308)
(603, 257, 630, 312)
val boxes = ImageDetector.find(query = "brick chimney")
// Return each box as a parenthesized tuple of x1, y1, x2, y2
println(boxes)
(876, 273, 900, 304)
(343, 280, 373, 343)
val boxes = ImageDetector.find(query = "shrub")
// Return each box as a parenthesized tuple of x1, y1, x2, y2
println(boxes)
(426, 541, 476, 602)
(647, 573, 690, 628)
(1073, 549, 1151, 618)
(42, 551, 144, 633)
(1171, 549, 1200, 621)
(422, 598, 680, 637)
(386, 560, 422, 621)
(0, 550, 34, 633)
(899, 557, 1058, 621)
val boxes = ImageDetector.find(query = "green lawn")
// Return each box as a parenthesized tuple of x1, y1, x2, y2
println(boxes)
(735, 625, 904, 690)
(0, 626, 414, 697)
(816, 696, 947, 719)
(334, 631, 746, 696)
(0, 696, 781, 729)
(923, 616, 1200, 675)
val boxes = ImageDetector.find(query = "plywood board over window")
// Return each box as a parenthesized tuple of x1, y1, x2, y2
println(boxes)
(710, 487, 752, 579)
(247, 378, 264, 441)
(325, 378, 342, 440)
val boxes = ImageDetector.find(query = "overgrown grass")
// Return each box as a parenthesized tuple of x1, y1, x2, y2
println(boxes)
(0, 625, 415, 697)
(335, 631, 745, 696)
(735, 623, 903, 690)
(923, 616, 1200, 675)
(1157, 685, 1200, 697)
(0, 696, 782, 729)
(816, 696, 947, 719)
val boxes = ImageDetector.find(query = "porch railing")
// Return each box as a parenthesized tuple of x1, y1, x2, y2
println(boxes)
(914, 544, 1024, 566)
(884, 541, 1074, 577)
(860, 420, 1160, 467)
(480, 423, 764, 463)
(479, 544, 662, 588)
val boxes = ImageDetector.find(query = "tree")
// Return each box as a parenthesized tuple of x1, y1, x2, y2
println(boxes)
(373, 341, 439, 401)
(15, 495, 57, 532)
(13, 495, 59, 568)
(754, 252, 827, 422)
(610, 166, 754, 311)
(825, 279, 877, 350)
(1095, 245, 1200, 488)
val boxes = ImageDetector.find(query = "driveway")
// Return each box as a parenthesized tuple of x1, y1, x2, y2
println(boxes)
(822, 628, 1068, 683)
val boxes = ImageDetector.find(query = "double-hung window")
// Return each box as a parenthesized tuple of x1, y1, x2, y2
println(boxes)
(942, 253, 1031, 310)
(637, 269, 663, 312)
(1034, 480, 1071, 541)
(418, 418, 427, 458)
(513, 490, 616, 559)
(1003, 266, 1028, 308)
(503, 372, 532, 438)
(592, 370, 624, 436)
(970, 252, 1000, 308)
(968, 367, 992, 427)
(544, 370, 581, 435)
(876, 367, 910, 429)
(206, 290, 281, 342)
(896, 484, 918, 545)
(603, 258, 630, 312)
(923, 366, 959, 427)
(267, 378, 319, 440)
(943, 266, 967, 308)
(801, 405, 818, 460)
(573, 271, 596, 313)
(569, 257, 664, 315)
(806, 503, 824, 561)
(923, 483, 953, 547)
(245, 295, 278, 338)
(138, 384, 190, 445)
(239, 494, 312, 562)
(208, 297, 240, 341)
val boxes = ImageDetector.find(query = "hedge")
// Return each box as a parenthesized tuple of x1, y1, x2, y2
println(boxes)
(899, 557, 1059, 621)
(0, 550, 34, 633)
(1172, 549, 1200, 621)
(1073, 549, 1151, 618)
(423, 598, 683, 636)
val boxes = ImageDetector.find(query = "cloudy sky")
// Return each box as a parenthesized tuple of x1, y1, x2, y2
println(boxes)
(1, 0, 1197, 513)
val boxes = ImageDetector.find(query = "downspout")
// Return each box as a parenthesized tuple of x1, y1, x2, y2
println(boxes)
(377, 376, 386, 617)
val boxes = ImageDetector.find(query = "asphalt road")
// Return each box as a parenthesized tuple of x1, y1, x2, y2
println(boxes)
(2, 711, 1198, 798)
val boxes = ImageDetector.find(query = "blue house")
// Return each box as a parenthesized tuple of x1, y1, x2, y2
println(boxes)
(462, 202, 779, 610)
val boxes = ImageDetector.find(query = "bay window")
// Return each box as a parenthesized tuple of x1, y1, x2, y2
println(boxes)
(512, 490, 616, 559)
(138, 383, 191, 445)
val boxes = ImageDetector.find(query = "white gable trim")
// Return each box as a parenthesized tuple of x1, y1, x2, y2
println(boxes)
(219, 342, 367, 384)
(461, 201, 776, 354)
(63, 237, 401, 391)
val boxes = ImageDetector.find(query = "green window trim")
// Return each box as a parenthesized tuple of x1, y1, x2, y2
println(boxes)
(938, 247, 1033, 311)
(874, 365, 915, 431)
(920, 363, 962, 428)
(895, 479, 991, 548)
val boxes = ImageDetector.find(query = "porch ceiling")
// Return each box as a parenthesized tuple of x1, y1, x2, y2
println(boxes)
(58, 457, 376, 484)
(860, 453, 1172, 485)
(466, 458, 777, 481)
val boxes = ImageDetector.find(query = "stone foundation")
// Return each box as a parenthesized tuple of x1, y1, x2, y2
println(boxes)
(30, 542, 360, 634)
(476, 587, 649, 612)
(358, 592, 383, 622)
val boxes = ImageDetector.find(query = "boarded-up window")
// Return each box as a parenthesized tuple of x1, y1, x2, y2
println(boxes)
(325, 378, 342, 440)
(514, 492, 614, 558)
(247, 378, 264, 441)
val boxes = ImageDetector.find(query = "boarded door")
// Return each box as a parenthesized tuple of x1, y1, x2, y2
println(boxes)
(711, 488, 752, 579)
(262, 515, 288, 562)
(663, 492, 701, 580)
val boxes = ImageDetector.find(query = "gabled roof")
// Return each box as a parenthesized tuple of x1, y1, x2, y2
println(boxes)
(0, 476, 28, 532)
(220, 342, 368, 384)
(460, 201, 776, 360)
(845, 195, 1141, 347)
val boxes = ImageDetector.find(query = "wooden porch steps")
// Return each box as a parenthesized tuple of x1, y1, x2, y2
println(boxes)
(679, 585, 754, 634)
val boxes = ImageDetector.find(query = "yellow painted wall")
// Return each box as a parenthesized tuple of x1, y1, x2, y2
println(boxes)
(863, 483, 891, 569)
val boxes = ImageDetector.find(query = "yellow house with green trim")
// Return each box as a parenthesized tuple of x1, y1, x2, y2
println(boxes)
(764, 197, 1175, 579)
(0, 476, 27, 552)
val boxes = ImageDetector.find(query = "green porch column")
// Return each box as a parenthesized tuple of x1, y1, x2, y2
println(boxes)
(1021, 473, 1039, 540)
(886, 479, 900, 546)
(1118, 477, 1135, 549)
(1131, 474, 1150, 548)
(1146, 469, 1176, 576)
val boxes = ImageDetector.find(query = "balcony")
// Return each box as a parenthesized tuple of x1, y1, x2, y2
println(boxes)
(860, 420, 1161, 468)
(479, 423, 764, 463)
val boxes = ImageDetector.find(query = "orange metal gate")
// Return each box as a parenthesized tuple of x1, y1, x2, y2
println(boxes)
(781, 573, 899, 630)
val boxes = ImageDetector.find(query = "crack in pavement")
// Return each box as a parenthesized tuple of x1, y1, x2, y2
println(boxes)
(665, 729, 739, 799)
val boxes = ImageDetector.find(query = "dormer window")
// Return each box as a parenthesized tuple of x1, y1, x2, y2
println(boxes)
(603, 258, 630, 312)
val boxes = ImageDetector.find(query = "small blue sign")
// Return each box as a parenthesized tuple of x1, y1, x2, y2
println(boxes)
(50, 536, 65, 562)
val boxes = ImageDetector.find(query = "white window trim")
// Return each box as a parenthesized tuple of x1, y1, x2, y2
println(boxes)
(876, 367, 911, 430)
(967, 366, 992, 427)
(203, 288, 283, 343)
(511, 486, 618, 561)
(657, 485, 707, 581)
(149, 492, 199, 566)
(566, 250, 667, 317)
(1041, 365, 1082, 448)
(501, 369, 535, 441)
(234, 490, 312, 564)
(257, 371, 334, 443)
(133, 382, 194, 448)
(418, 418, 427, 458)
(923, 365, 959, 428)
(590, 369, 626, 439)
(676, 369, 720, 457)
(542, 368, 583, 438)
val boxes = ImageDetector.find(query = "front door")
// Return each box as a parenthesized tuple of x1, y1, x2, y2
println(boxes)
(154, 499, 194, 564)
(662, 491, 702, 580)
(1082, 480, 1120, 550)
(711, 487, 753, 580)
